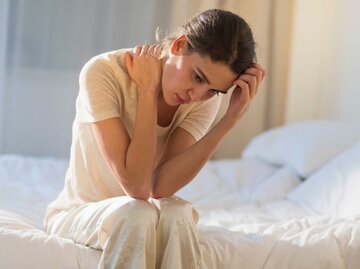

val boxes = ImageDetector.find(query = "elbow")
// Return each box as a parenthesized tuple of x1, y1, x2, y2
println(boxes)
(150, 192, 163, 199)
(117, 175, 152, 200)
(125, 185, 151, 200)
(150, 192, 173, 199)
(125, 187, 151, 200)
(128, 192, 150, 200)
(150, 187, 173, 199)
(150, 174, 166, 199)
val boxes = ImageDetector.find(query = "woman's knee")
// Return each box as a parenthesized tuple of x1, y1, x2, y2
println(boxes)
(154, 196, 199, 224)
(102, 197, 158, 225)
(97, 197, 158, 246)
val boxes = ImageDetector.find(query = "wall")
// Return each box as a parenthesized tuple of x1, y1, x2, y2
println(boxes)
(2, 0, 359, 159)
(286, 0, 360, 123)
(317, 0, 360, 121)
(0, 0, 289, 159)
(0, 0, 173, 158)
(0, 0, 10, 153)
(212, 0, 273, 158)
(2, 68, 78, 156)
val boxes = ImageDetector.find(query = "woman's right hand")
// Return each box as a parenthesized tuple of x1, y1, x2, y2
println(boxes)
(125, 44, 162, 96)
(224, 63, 266, 124)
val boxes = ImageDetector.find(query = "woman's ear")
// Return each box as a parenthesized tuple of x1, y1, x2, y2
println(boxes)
(169, 34, 188, 56)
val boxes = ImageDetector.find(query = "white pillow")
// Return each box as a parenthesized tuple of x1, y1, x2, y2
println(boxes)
(287, 140, 360, 218)
(250, 166, 301, 204)
(176, 162, 225, 202)
(242, 120, 360, 177)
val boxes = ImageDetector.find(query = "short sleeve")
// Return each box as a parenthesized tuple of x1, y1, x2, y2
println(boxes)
(178, 96, 222, 141)
(76, 57, 121, 123)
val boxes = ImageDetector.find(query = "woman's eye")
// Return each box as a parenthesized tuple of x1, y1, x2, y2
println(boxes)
(210, 89, 220, 96)
(194, 73, 204, 83)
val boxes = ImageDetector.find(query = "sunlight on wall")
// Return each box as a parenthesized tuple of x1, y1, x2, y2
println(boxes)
(286, 0, 360, 123)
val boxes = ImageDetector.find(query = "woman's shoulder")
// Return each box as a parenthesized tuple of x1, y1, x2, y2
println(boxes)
(83, 48, 131, 68)
(80, 48, 133, 81)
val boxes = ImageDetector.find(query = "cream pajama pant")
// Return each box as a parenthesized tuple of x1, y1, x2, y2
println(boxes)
(46, 196, 202, 269)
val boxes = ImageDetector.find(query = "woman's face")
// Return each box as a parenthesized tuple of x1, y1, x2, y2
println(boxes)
(161, 36, 238, 106)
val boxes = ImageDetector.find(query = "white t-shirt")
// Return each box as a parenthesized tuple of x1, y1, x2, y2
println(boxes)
(44, 48, 221, 224)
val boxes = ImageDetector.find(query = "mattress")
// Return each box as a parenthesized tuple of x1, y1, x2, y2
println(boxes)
(0, 156, 101, 268)
(1, 120, 360, 269)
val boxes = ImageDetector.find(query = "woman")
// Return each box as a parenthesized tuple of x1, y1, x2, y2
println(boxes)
(44, 8, 265, 269)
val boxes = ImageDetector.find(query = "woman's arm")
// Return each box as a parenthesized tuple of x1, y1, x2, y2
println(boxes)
(151, 117, 234, 198)
(92, 94, 157, 200)
(151, 63, 266, 198)
(92, 45, 162, 200)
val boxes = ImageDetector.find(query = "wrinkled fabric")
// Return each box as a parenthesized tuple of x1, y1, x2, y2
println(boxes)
(46, 196, 201, 269)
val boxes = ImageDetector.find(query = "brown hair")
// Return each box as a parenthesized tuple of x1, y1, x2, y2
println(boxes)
(159, 9, 256, 75)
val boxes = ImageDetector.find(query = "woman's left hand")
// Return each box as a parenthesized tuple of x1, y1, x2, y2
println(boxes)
(224, 63, 266, 123)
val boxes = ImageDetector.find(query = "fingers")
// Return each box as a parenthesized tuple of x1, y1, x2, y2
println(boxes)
(226, 64, 266, 120)
(254, 63, 266, 79)
(153, 45, 162, 59)
(234, 79, 251, 103)
(134, 44, 162, 59)
(244, 63, 266, 82)
(233, 74, 256, 100)
(147, 45, 155, 56)
(125, 52, 133, 75)
(127, 44, 163, 92)
(233, 63, 266, 100)
(146, 44, 162, 59)
(133, 45, 142, 56)
(133, 44, 151, 57)
(238, 74, 257, 97)
(140, 44, 150, 56)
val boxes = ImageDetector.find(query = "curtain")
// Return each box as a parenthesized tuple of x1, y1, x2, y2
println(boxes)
(212, 0, 274, 158)
(0, 0, 10, 153)
(0, 0, 222, 158)
(0, 0, 174, 157)
(285, 0, 360, 123)
(3, 0, 282, 159)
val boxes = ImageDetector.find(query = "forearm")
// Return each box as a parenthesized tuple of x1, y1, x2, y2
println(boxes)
(123, 92, 157, 197)
(151, 116, 236, 198)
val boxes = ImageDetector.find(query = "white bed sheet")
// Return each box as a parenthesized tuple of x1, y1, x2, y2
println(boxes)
(1, 154, 360, 269)
(0, 155, 101, 268)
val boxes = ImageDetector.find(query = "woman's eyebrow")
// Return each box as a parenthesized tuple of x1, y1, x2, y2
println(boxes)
(195, 67, 227, 93)
(195, 67, 211, 85)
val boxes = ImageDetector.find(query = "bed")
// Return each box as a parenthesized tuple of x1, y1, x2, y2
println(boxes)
(1, 120, 360, 269)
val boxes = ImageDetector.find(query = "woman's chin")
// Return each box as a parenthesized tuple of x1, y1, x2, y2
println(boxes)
(162, 94, 178, 107)
(168, 102, 179, 107)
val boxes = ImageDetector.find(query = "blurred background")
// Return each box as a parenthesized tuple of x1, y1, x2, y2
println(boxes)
(0, 0, 359, 159)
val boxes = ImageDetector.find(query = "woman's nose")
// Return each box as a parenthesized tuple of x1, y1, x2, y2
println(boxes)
(188, 86, 207, 102)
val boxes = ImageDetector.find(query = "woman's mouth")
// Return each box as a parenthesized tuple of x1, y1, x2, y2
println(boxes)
(176, 94, 187, 104)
